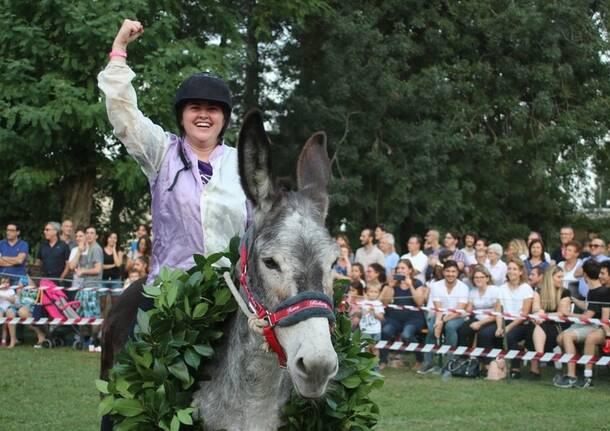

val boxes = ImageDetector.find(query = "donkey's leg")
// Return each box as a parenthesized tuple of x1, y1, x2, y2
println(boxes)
(99, 277, 147, 380)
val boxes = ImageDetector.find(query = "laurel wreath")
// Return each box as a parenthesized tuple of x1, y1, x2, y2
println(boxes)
(97, 237, 382, 430)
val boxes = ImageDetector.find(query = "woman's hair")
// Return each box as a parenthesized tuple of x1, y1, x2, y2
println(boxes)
(138, 236, 152, 256)
(508, 238, 528, 258)
(368, 263, 387, 284)
(527, 238, 545, 260)
(104, 232, 119, 247)
(507, 257, 528, 284)
(351, 263, 365, 280)
(335, 233, 351, 248)
(350, 263, 365, 294)
(488, 243, 503, 257)
(539, 266, 564, 312)
(339, 243, 353, 257)
(135, 255, 150, 273)
(469, 264, 492, 285)
(397, 259, 418, 285)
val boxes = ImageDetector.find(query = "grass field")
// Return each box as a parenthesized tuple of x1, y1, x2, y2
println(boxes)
(1, 346, 610, 430)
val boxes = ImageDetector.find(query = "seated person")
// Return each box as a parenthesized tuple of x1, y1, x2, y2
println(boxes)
(0, 276, 17, 347)
(555, 260, 610, 388)
(457, 266, 499, 352)
(379, 259, 425, 368)
(600, 261, 609, 287)
(123, 270, 142, 290)
(5, 276, 47, 348)
(524, 239, 550, 274)
(491, 258, 534, 379)
(527, 266, 571, 378)
(418, 260, 469, 375)
(332, 244, 352, 280)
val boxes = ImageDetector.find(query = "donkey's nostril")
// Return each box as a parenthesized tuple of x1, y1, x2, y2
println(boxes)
(296, 357, 307, 375)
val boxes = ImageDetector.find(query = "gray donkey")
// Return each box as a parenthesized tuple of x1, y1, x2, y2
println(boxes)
(101, 110, 339, 430)
(191, 110, 339, 429)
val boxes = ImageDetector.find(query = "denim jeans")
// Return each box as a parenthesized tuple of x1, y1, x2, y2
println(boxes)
(379, 317, 425, 364)
(423, 314, 465, 366)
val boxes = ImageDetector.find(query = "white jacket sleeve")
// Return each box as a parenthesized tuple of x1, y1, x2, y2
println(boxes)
(97, 59, 169, 180)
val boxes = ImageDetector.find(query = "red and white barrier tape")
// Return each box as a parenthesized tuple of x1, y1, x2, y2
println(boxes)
(362, 302, 610, 327)
(0, 316, 103, 326)
(19, 285, 124, 293)
(374, 341, 610, 367)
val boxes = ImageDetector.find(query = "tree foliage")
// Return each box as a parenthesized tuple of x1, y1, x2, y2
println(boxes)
(275, 0, 610, 245)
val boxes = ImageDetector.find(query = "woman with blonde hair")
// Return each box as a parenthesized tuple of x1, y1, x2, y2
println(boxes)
(506, 238, 528, 261)
(495, 258, 534, 379)
(527, 266, 571, 378)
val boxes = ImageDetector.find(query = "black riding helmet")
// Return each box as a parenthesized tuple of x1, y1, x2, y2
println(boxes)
(174, 72, 232, 138)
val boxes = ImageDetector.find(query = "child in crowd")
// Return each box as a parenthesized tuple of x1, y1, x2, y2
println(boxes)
(0, 277, 17, 346)
(359, 284, 385, 346)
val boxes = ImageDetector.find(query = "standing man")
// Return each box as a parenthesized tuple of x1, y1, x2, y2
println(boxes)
(423, 229, 441, 256)
(60, 219, 77, 249)
(551, 226, 575, 264)
(400, 235, 428, 284)
(354, 228, 385, 269)
(575, 238, 609, 298)
(378, 233, 400, 277)
(36, 222, 70, 281)
(0, 223, 29, 283)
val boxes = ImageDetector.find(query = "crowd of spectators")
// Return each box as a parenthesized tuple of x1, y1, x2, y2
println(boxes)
(336, 225, 610, 388)
(0, 220, 151, 348)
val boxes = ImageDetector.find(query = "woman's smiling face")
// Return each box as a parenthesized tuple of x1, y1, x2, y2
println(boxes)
(181, 101, 225, 147)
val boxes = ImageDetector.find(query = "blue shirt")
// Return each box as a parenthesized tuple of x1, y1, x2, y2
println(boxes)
(385, 252, 400, 276)
(578, 255, 610, 298)
(0, 239, 29, 278)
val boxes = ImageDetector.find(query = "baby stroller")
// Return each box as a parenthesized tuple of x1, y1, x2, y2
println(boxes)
(38, 279, 83, 349)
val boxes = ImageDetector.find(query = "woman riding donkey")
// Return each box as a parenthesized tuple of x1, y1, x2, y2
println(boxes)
(98, 19, 249, 430)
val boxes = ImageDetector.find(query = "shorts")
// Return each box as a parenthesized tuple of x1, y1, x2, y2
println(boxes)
(363, 332, 381, 342)
(564, 324, 600, 342)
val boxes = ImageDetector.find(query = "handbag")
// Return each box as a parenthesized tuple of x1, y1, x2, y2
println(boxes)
(32, 287, 45, 320)
(443, 357, 480, 378)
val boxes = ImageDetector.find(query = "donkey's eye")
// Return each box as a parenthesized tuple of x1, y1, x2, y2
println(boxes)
(262, 258, 280, 271)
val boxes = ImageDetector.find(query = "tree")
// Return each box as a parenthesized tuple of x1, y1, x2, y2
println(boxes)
(276, 0, 610, 247)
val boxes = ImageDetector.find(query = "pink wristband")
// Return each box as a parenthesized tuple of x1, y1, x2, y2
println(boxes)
(109, 50, 127, 59)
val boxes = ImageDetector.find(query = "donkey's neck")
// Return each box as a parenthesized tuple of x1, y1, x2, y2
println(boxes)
(192, 312, 292, 431)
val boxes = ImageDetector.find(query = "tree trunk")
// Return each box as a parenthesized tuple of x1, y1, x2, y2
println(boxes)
(62, 172, 95, 229)
(244, 0, 260, 109)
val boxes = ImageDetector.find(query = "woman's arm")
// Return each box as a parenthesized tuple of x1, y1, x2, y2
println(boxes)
(97, 19, 169, 180)
(379, 284, 394, 307)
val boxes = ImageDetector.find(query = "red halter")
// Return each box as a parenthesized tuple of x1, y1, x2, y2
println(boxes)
(239, 242, 335, 367)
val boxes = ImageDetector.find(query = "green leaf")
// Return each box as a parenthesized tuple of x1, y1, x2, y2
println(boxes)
(95, 379, 109, 395)
(168, 360, 190, 383)
(177, 408, 194, 425)
(192, 302, 209, 319)
(137, 309, 150, 335)
(113, 398, 145, 417)
(184, 348, 201, 369)
(167, 286, 178, 307)
(143, 285, 161, 297)
(214, 288, 232, 306)
(98, 395, 114, 417)
(170, 414, 180, 431)
(192, 344, 214, 357)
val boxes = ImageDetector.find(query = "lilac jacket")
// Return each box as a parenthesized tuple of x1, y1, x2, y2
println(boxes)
(98, 60, 248, 283)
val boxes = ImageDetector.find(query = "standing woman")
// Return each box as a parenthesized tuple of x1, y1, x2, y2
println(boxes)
(98, 19, 248, 286)
(495, 258, 534, 379)
(102, 232, 124, 311)
(98, 20, 249, 430)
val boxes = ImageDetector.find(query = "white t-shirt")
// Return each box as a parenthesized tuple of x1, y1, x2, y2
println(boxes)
(400, 251, 428, 284)
(358, 299, 384, 334)
(0, 286, 16, 311)
(558, 259, 583, 289)
(429, 279, 469, 311)
(461, 247, 477, 266)
(485, 260, 507, 286)
(498, 283, 534, 315)
(355, 246, 385, 270)
(469, 286, 500, 320)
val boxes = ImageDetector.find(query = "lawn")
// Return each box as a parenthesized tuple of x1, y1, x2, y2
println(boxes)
(1, 346, 609, 430)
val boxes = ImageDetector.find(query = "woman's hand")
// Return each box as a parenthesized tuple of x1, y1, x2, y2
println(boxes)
(495, 327, 504, 337)
(113, 19, 144, 51)
(470, 321, 482, 331)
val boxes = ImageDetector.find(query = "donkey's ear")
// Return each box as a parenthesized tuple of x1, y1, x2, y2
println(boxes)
(297, 132, 331, 219)
(238, 109, 276, 212)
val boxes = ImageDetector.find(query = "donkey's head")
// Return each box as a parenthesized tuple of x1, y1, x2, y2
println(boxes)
(238, 110, 339, 398)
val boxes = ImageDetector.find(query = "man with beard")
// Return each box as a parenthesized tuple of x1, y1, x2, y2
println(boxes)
(355, 228, 385, 269)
